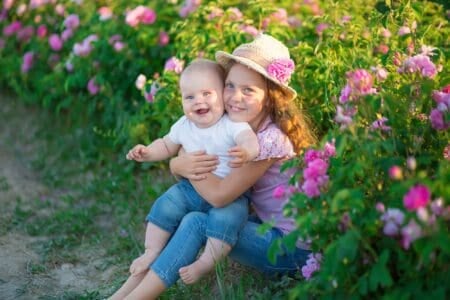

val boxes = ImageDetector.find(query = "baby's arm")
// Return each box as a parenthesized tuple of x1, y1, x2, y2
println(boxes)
(228, 129, 260, 167)
(126, 136, 180, 162)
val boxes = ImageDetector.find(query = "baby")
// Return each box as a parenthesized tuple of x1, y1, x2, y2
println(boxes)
(126, 59, 259, 283)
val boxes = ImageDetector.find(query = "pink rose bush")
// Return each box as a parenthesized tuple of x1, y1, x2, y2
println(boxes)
(179, 0, 201, 18)
(164, 56, 184, 74)
(299, 140, 336, 198)
(73, 34, 98, 57)
(430, 85, 450, 130)
(301, 253, 322, 280)
(3, 20, 21, 36)
(21, 51, 34, 73)
(335, 69, 378, 129)
(126, 6, 156, 27)
(378, 183, 448, 251)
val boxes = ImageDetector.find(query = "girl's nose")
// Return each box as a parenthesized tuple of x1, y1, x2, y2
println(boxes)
(227, 90, 242, 103)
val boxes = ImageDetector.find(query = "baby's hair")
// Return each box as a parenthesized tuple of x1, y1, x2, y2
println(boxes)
(182, 58, 226, 83)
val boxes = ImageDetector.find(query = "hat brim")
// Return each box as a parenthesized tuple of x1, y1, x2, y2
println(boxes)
(216, 51, 297, 101)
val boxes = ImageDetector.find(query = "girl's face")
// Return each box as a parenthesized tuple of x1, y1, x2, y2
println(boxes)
(223, 63, 267, 130)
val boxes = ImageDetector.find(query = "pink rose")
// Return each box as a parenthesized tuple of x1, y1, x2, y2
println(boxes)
(36, 24, 47, 38)
(87, 78, 100, 95)
(304, 158, 328, 179)
(158, 31, 169, 46)
(388, 165, 403, 180)
(266, 58, 295, 84)
(302, 179, 321, 198)
(98, 6, 113, 21)
(140, 7, 156, 24)
(21, 51, 35, 73)
(164, 57, 184, 74)
(403, 185, 431, 211)
(3, 20, 22, 36)
(49, 34, 63, 51)
(64, 14, 80, 30)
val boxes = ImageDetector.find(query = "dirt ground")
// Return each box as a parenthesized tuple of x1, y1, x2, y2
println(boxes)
(0, 93, 114, 299)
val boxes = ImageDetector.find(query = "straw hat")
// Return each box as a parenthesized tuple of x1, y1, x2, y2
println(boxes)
(216, 33, 297, 100)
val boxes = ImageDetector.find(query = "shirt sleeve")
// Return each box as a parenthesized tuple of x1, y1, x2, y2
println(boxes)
(254, 125, 295, 161)
(166, 116, 186, 145)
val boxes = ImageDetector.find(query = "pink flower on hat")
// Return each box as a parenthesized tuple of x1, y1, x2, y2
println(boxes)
(267, 58, 295, 84)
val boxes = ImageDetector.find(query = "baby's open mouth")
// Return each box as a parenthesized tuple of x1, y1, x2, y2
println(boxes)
(196, 108, 209, 114)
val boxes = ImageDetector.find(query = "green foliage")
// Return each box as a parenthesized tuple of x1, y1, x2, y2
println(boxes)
(1, 0, 449, 298)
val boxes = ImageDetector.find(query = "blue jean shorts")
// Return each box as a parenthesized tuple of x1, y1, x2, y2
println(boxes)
(146, 179, 249, 246)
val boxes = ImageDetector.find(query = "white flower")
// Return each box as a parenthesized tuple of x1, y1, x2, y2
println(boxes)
(135, 74, 147, 90)
(420, 45, 437, 56)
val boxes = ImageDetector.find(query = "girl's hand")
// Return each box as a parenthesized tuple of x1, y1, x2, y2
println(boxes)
(126, 144, 148, 161)
(170, 150, 218, 181)
(228, 146, 250, 168)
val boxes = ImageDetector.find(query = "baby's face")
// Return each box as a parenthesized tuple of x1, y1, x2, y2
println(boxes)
(180, 69, 224, 128)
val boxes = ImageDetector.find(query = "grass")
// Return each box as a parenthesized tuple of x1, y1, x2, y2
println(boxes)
(2, 92, 299, 299)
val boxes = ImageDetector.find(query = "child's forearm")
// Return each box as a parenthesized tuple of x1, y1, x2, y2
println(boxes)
(143, 138, 177, 161)
(241, 138, 260, 160)
(236, 130, 260, 161)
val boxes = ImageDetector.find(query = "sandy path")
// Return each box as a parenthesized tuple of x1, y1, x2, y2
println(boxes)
(0, 93, 113, 299)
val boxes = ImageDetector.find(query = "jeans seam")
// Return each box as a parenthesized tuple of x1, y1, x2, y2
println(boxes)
(151, 217, 204, 287)
(206, 229, 235, 246)
(146, 216, 174, 234)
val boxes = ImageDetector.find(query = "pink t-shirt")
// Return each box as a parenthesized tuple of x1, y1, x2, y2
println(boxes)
(252, 118, 296, 235)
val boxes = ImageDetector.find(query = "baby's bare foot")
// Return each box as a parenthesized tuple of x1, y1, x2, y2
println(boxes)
(129, 249, 159, 275)
(179, 257, 214, 284)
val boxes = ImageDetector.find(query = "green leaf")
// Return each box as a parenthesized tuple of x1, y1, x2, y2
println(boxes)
(369, 249, 393, 292)
(357, 275, 368, 295)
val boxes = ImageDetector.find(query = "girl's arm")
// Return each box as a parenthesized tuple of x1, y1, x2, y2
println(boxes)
(169, 151, 219, 181)
(179, 157, 277, 208)
(170, 151, 280, 207)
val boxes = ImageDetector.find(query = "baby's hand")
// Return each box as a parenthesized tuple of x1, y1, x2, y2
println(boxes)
(228, 146, 250, 168)
(126, 144, 149, 161)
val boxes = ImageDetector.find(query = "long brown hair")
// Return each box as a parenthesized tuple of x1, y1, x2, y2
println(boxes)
(264, 80, 317, 154)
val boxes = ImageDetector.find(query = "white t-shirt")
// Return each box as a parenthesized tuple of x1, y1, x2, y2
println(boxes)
(167, 114, 252, 178)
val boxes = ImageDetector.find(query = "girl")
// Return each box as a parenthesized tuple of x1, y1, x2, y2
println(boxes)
(109, 33, 317, 300)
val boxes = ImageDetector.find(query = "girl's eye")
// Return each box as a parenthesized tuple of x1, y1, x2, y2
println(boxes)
(244, 87, 254, 93)
(225, 82, 234, 89)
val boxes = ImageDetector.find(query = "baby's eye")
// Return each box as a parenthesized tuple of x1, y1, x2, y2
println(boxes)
(225, 82, 234, 89)
(185, 95, 194, 100)
(203, 91, 212, 97)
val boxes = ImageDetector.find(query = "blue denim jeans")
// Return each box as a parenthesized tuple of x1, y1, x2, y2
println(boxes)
(151, 212, 311, 287)
(146, 179, 249, 246)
